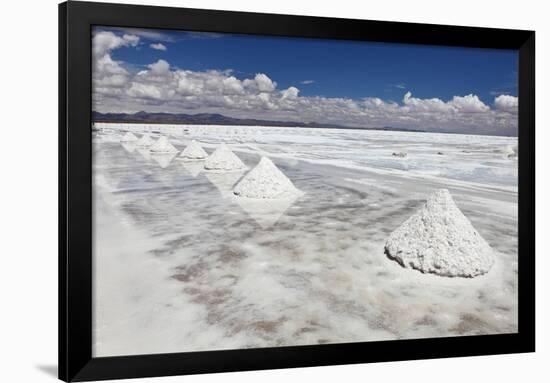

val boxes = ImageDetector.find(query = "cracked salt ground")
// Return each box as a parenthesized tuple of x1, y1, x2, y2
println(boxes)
(92, 129, 517, 357)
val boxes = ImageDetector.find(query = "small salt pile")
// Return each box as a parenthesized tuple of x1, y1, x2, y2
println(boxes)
(179, 140, 208, 161)
(392, 152, 407, 158)
(233, 156, 301, 199)
(120, 132, 138, 142)
(204, 143, 247, 171)
(136, 133, 154, 147)
(149, 136, 178, 153)
(385, 189, 494, 278)
(504, 144, 518, 159)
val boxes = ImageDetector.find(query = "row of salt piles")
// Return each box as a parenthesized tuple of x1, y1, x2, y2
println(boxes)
(121, 132, 494, 278)
(121, 133, 301, 200)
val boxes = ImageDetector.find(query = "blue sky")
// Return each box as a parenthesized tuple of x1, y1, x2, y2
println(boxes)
(92, 27, 519, 135)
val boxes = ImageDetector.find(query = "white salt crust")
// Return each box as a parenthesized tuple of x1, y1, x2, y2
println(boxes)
(149, 136, 178, 153)
(385, 189, 495, 278)
(179, 140, 208, 160)
(203, 143, 247, 171)
(233, 156, 301, 199)
(120, 132, 138, 142)
(135, 133, 154, 147)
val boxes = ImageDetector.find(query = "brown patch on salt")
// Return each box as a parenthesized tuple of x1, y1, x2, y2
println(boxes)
(172, 262, 208, 282)
(190, 288, 232, 306)
(251, 320, 282, 334)
(451, 313, 496, 335)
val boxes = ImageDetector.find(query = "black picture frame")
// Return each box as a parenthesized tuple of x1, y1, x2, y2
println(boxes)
(59, 1, 535, 381)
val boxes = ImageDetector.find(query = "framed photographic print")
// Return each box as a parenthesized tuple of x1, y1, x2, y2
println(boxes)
(59, 1, 535, 381)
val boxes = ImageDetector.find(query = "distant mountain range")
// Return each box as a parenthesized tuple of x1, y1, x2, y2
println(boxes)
(92, 111, 426, 133)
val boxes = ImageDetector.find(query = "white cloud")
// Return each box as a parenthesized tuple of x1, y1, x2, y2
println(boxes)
(300, 80, 315, 85)
(150, 43, 167, 51)
(92, 31, 518, 136)
(244, 73, 277, 93)
(281, 86, 299, 100)
(494, 95, 518, 113)
(127, 83, 164, 100)
(222, 76, 245, 95)
(92, 31, 140, 93)
(148, 59, 171, 76)
(92, 31, 139, 58)
(105, 28, 175, 42)
(450, 94, 490, 113)
(403, 92, 452, 113)
(402, 92, 490, 114)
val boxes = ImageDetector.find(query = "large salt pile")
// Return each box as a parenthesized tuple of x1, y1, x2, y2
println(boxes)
(136, 133, 154, 147)
(149, 136, 178, 153)
(120, 132, 138, 142)
(204, 143, 247, 171)
(385, 189, 495, 278)
(233, 156, 301, 199)
(179, 140, 208, 161)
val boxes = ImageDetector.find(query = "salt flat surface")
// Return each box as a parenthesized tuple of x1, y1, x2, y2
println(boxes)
(92, 124, 518, 357)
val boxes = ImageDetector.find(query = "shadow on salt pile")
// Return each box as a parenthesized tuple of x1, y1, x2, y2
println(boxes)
(151, 152, 177, 169)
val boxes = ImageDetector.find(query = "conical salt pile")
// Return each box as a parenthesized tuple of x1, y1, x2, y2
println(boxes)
(179, 140, 208, 161)
(385, 189, 494, 278)
(233, 157, 301, 199)
(504, 144, 518, 159)
(204, 143, 247, 171)
(149, 136, 178, 153)
(136, 133, 154, 147)
(120, 132, 138, 142)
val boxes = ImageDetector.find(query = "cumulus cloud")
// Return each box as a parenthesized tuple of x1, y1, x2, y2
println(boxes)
(92, 31, 518, 136)
(93, 31, 139, 58)
(92, 31, 140, 94)
(403, 92, 452, 113)
(450, 94, 490, 113)
(243, 73, 277, 93)
(147, 59, 171, 77)
(150, 43, 167, 51)
(494, 95, 518, 113)
(402, 92, 490, 114)
(281, 86, 299, 100)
